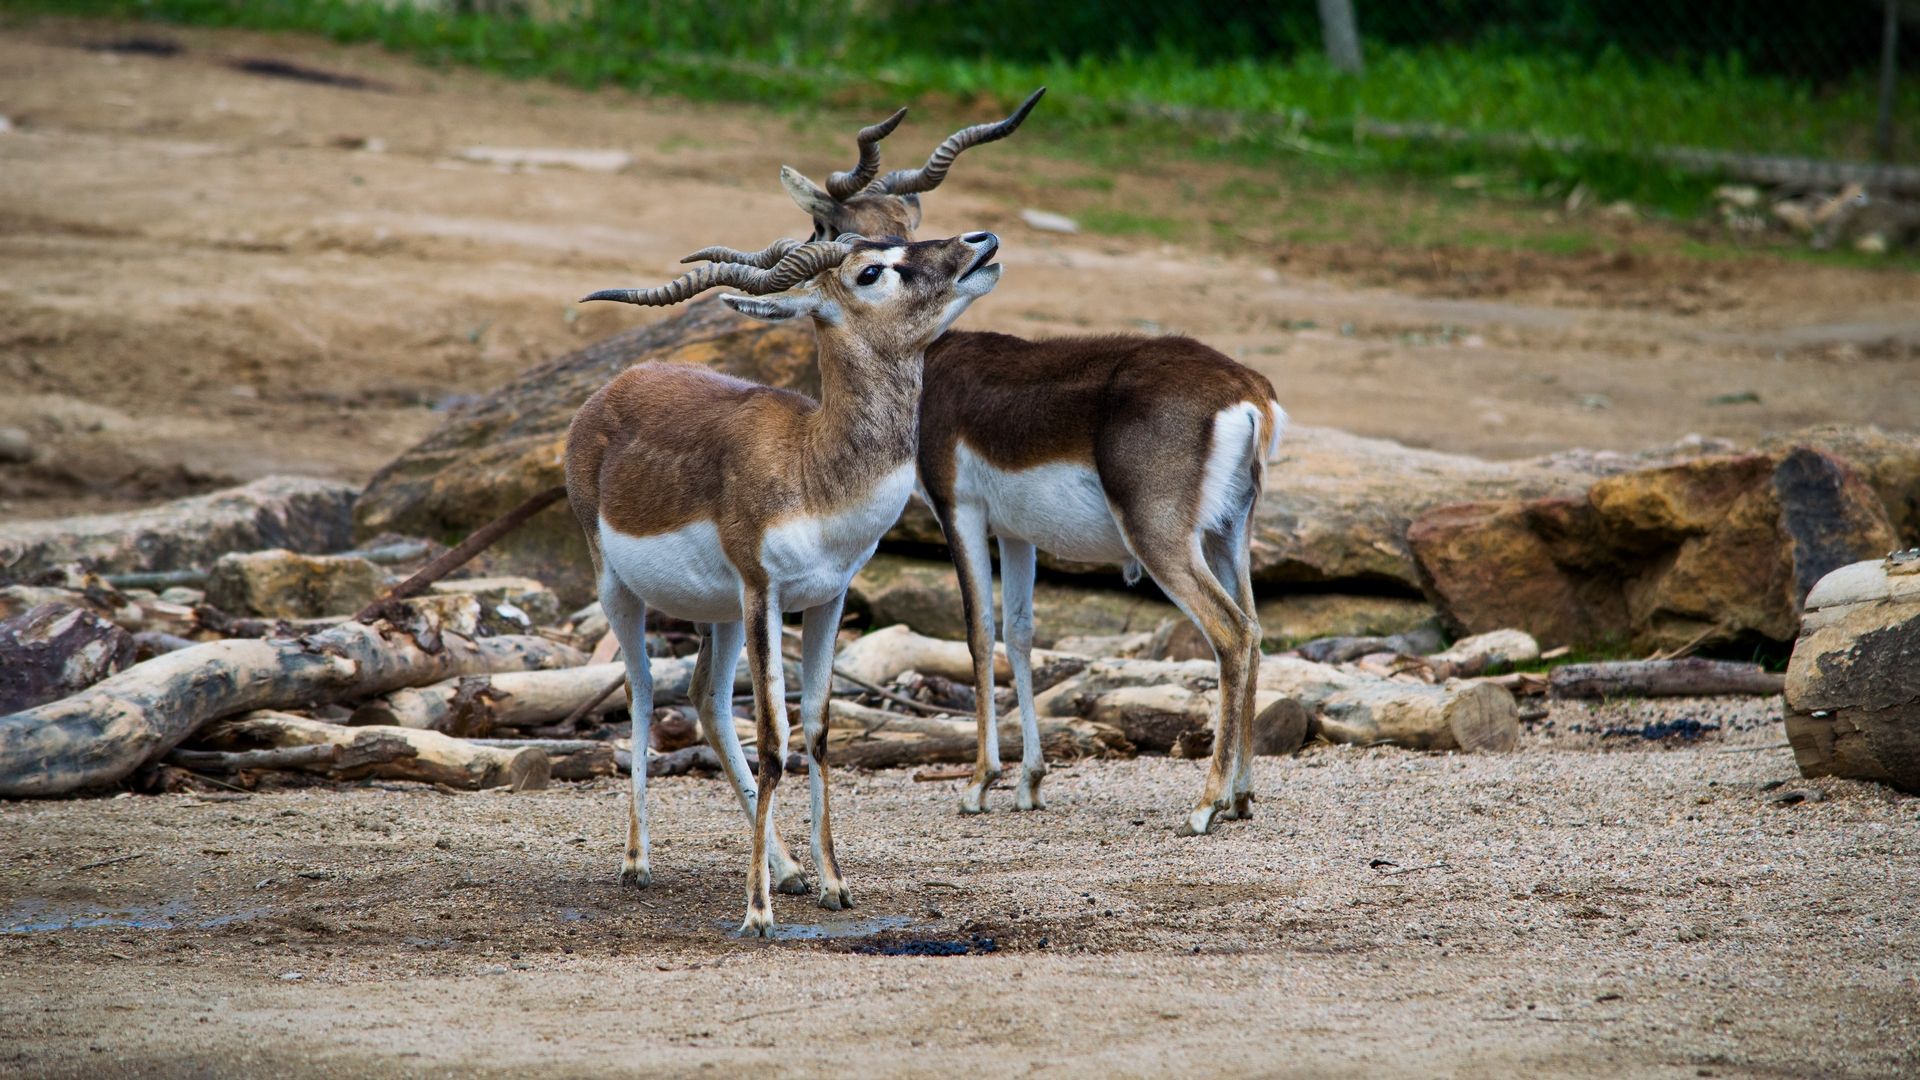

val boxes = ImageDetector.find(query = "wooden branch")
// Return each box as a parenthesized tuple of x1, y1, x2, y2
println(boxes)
(0, 596, 583, 798)
(466, 738, 615, 781)
(1550, 659, 1785, 700)
(351, 486, 566, 623)
(348, 661, 689, 733)
(197, 712, 549, 791)
(835, 625, 1082, 688)
(1315, 679, 1519, 753)
(164, 743, 342, 772)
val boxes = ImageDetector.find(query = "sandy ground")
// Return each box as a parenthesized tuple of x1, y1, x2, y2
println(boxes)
(5, 18, 1920, 1078)
(3, 713, 1917, 1079)
(3, 19, 1920, 520)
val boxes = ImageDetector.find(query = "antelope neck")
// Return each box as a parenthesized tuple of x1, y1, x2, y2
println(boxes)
(799, 324, 924, 507)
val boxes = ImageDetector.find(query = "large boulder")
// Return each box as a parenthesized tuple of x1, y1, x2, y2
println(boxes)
(352, 298, 817, 606)
(352, 298, 1920, 617)
(847, 552, 1434, 650)
(0, 476, 357, 583)
(204, 550, 384, 620)
(1411, 448, 1899, 651)
(0, 604, 135, 713)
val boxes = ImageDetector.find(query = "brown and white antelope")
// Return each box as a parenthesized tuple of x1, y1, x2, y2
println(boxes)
(568, 230, 1002, 935)
(743, 96, 1285, 836)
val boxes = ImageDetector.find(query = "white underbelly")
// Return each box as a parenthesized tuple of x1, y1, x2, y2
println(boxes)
(953, 443, 1132, 565)
(597, 463, 915, 622)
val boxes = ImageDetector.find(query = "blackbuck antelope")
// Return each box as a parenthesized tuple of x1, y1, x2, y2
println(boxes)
(705, 96, 1286, 836)
(569, 230, 1002, 936)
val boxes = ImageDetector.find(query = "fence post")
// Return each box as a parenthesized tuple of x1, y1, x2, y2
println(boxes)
(1317, 0, 1364, 76)
(1877, 0, 1901, 162)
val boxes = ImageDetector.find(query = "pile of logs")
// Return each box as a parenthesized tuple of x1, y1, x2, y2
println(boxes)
(1, 489, 1801, 801)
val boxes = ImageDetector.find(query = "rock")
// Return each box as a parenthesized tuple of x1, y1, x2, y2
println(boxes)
(848, 552, 1177, 647)
(355, 295, 1917, 608)
(0, 425, 32, 464)
(429, 577, 562, 627)
(1427, 629, 1541, 670)
(0, 603, 136, 712)
(1412, 448, 1899, 651)
(1759, 425, 1920, 543)
(457, 147, 634, 172)
(204, 550, 383, 619)
(1052, 631, 1155, 659)
(1020, 209, 1079, 234)
(0, 476, 358, 584)
(1256, 595, 1438, 652)
(1784, 551, 1920, 794)
(1249, 696, 1310, 756)
(354, 297, 817, 606)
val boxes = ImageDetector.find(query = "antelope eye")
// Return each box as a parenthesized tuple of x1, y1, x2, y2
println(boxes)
(855, 264, 884, 286)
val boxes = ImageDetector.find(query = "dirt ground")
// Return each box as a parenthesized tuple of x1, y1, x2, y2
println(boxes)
(5, 17, 1920, 1078)
(4, 19, 1920, 520)
(4, 712, 1917, 1079)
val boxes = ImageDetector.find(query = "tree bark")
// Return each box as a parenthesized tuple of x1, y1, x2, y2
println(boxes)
(0, 604, 136, 713)
(164, 743, 342, 772)
(1317, 0, 1364, 75)
(1549, 659, 1784, 699)
(0, 597, 582, 797)
(1785, 554, 1920, 793)
(466, 738, 615, 781)
(196, 712, 550, 791)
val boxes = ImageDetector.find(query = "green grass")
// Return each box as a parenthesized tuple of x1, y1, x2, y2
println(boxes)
(16, 0, 1917, 221)
(1076, 208, 1184, 241)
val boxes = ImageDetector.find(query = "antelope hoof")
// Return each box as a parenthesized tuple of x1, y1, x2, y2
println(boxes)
(619, 856, 652, 888)
(774, 868, 811, 896)
(1013, 768, 1047, 812)
(959, 767, 1000, 814)
(818, 881, 854, 911)
(1228, 791, 1255, 820)
(739, 910, 775, 938)
(1178, 801, 1229, 837)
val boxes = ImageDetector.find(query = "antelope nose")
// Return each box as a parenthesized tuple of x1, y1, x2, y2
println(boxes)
(963, 231, 996, 244)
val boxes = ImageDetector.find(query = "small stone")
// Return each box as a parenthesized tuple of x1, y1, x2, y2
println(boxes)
(157, 586, 206, 606)
(511, 961, 531, 970)
(1020, 208, 1079, 234)
(478, 964, 509, 976)
(0, 426, 32, 464)
(278, 971, 304, 981)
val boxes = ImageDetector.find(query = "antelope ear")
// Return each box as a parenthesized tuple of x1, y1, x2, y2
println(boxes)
(721, 291, 823, 323)
(780, 165, 840, 220)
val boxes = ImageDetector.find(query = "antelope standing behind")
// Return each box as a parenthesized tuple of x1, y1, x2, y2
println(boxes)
(569, 230, 1002, 935)
(746, 96, 1285, 836)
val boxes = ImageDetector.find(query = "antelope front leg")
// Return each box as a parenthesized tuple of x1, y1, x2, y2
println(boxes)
(943, 506, 1002, 814)
(695, 623, 809, 896)
(998, 537, 1047, 811)
(798, 595, 853, 910)
(600, 579, 655, 886)
(738, 591, 788, 938)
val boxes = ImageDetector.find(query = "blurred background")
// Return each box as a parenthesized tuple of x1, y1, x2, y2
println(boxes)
(3, 0, 1918, 525)
(38, 0, 1920, 221)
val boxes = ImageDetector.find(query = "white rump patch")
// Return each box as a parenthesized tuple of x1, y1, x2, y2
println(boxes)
(1196, 402, 1264, 533)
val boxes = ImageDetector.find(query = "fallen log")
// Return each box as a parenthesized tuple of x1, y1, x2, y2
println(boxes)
(164, 743, 343, 773)
(825, 698, 1133, 761)
(466, 738, 615, 781)
(0, 595, 582, 797)
(348, 661, 688, 732)
(197, 712, 549, 790)
(835, 624, 1084, 689)
(1315, 679, 1518, 752)
(0, 604, 136, 713)
(1784, 553, 1920, 793)
(1040, 655, 1516, 753)
(1549, 659, 1785, 699)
